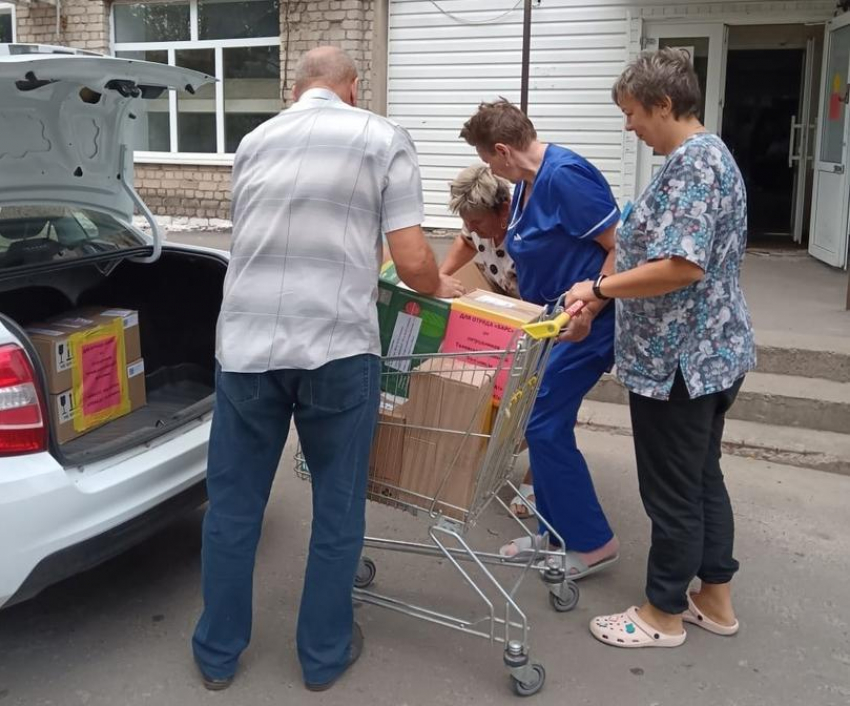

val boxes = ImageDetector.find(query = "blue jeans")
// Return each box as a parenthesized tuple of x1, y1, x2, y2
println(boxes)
(192, 354, 380, 685)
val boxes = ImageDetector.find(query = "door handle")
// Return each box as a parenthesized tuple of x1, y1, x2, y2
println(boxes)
(788, 114, 800, 168)
(834, 165, 845, 174)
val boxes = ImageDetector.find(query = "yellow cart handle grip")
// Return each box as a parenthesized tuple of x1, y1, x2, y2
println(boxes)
(521, 300, 586, 340)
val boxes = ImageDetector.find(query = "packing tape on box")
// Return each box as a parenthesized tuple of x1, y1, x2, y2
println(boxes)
(69, 318, 130, 433)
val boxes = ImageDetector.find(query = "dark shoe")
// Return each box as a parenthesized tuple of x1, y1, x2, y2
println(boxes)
(199, 668, 234, 691)
(304, 622, 364, 692)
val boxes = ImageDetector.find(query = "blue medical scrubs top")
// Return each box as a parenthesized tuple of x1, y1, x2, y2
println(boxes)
(506, 144, 619, 359)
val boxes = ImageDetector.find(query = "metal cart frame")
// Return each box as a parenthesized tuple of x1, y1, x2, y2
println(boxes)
(296, 309, 582, 697)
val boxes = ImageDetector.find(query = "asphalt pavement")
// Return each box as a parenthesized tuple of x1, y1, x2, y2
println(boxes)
(1, 429, 848, 706)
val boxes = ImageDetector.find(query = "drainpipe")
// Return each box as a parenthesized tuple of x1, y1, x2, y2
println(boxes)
(845, 271, 849, 310)
(55, 0, 61, 43)
(519, 0, 533, 115)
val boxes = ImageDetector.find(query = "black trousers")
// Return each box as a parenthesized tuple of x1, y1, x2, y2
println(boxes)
(629, 370, 744, 614)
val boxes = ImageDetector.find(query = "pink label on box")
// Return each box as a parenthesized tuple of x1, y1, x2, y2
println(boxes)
(441, 311, 519, 401)
(80, 336, 122, 415)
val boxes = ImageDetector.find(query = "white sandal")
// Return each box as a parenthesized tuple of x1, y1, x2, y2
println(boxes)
(499, 534, 548, 562)
(509, 483, 535, 519)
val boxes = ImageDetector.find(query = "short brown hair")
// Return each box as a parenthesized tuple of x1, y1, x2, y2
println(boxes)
(612, 48, 701, 119)
(459, 99, 537, 153)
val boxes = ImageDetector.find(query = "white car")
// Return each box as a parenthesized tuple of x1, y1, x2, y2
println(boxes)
(0, 45, 225, 608)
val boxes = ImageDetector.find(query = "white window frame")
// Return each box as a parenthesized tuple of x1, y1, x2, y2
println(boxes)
(0, 2, 16, 44)
(111, 0, 280, 165)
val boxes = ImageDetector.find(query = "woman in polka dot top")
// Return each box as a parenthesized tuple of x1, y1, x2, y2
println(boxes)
(440, 164, 519, 298)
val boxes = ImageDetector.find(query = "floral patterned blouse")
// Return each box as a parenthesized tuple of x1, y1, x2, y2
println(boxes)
(615, 132, 756, 400)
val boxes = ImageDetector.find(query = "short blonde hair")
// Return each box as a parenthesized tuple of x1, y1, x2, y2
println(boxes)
(448, 164, 512, 215)
(612, 47, 701, 119)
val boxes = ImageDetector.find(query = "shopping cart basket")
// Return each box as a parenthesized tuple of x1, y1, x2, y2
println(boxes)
(295, 301, 585, 697)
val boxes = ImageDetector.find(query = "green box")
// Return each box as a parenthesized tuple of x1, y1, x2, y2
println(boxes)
(377, 278, 451, 397)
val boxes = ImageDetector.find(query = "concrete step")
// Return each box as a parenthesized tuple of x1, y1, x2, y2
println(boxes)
(754, 331, 850, 383)
(587, 371, 850, 435)
(578, 400, 850, 477)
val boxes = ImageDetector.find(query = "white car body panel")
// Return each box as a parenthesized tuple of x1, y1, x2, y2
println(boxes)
(0, 47, 224, 607)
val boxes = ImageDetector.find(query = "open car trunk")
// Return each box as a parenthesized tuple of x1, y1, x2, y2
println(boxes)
(0, 246, 225, 464)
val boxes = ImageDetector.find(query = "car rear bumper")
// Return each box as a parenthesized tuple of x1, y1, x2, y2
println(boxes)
(0, 418, 211, 608)
(4, 479, 207, 608)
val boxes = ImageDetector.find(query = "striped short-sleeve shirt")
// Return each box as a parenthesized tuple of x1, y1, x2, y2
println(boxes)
(216, 88, 425, 372)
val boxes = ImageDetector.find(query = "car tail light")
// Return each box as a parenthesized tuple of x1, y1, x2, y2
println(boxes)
(0, 344, 47, 455)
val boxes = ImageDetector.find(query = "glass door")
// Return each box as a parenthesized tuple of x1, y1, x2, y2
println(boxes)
(809, 14, 850, 268)
(637, 23, 728, 194)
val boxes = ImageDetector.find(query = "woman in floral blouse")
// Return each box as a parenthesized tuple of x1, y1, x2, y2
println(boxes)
(566, 48, 756, 648)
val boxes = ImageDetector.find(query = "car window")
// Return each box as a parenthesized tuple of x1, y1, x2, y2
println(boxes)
(0, 206, 148, 270)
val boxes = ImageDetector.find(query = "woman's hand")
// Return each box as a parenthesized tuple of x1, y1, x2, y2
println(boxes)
(558, 307, 593, 343)
(565, 279, 596, 308)
(435, 273, 466, 298)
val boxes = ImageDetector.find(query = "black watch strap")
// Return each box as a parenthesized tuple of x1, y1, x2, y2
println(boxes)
(592, 274, 610, 301)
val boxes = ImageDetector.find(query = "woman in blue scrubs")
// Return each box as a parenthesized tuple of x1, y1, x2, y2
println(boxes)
(460, 100, 620, 577)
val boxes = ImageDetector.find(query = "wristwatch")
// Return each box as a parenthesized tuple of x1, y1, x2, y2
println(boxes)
(592, 274, 610, 301)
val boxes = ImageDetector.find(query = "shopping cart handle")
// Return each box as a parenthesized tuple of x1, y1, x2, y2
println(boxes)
(522, 300, 586, 340)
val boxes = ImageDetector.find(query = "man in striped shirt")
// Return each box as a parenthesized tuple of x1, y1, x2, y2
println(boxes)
(192, 46, 456, 693)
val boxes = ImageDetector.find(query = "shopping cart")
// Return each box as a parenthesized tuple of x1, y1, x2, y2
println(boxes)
(295, 301, 585, 697)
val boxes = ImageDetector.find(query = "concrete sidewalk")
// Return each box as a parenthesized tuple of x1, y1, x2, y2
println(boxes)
(166, 230, 849, 344)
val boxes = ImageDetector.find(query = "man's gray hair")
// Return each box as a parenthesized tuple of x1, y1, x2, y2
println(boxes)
(612, 47, 702, 119)
(448, 164, 512, 215)
(294, 46, 358, 91)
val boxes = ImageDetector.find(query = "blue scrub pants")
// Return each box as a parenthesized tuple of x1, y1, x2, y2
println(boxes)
(526, 338, 614, 553)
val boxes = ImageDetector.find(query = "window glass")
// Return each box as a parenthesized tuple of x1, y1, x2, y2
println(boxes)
(820, 25, 850, 163)
(176, 49, 217, 153)
(114, 2, 190, 43)
(0, 10, 12, 44)
(224, 46, 281, 152)
(0, 206, 147, 271)
(112, 1, 280, 154)
(117, 50, 171, 152)
(199, 0, 279, 40)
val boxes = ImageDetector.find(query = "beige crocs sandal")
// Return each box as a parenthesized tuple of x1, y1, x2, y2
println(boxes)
(590, 606, 687, 649)
(683, 594, 739, 636)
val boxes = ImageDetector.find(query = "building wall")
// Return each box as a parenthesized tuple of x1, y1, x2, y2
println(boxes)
(135, 164, 232, 223)
(387, 0, 837, 228)
(16, 0, 110, 53)
(281, 0, 376, 109)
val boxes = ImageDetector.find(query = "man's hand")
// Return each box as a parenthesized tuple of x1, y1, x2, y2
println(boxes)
(558, 307, 593, 343)
(435, 273, 466, 299)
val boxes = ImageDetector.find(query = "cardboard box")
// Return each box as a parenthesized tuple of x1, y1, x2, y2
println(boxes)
(52, 358, 147, 445)
(397, 358, 495, 520)
(368, 394, 407, 506)
(454, 261, 496, 293)
(72, 307, 142, 364)
(441, 290, 545, 401)
(377, 278, 451, 397)
(126, 358, 147, 412)
(27, 307, 141, 394)
(382, 257, 495, 294)
(27, 325, 76, 394)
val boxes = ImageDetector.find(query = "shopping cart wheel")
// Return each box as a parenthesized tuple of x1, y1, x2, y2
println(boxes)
(511, 663, 546, 697)
(355, 557, 377, 589)
(549, 581, 580, 612)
